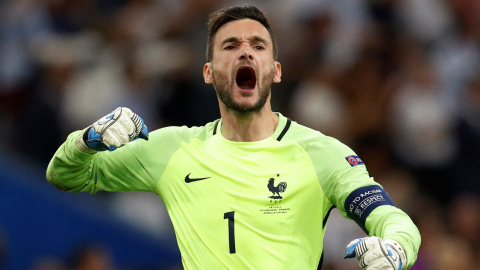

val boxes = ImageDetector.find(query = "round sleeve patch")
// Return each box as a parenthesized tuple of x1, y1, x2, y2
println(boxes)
(345, 155, 364, 166)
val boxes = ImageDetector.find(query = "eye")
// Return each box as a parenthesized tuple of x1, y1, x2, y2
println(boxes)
(254, 45, 265, 50)
(224, 45, 236, 50)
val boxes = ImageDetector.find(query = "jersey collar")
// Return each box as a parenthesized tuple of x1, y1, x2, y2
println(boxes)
(214, 113, 291, 142)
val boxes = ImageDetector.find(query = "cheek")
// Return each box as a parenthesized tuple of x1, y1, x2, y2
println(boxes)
(212, 68, 230, 86)
(213, 61, 231, 76)
(259, 63, 276, 79)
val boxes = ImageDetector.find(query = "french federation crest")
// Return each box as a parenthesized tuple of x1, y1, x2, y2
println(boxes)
(267, 177, 287, 203)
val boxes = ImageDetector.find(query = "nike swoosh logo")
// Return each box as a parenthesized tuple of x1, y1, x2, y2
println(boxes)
(184, 173, 211, 183)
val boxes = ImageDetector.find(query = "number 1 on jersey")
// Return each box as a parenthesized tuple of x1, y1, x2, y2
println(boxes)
(224, 211, 236, 254)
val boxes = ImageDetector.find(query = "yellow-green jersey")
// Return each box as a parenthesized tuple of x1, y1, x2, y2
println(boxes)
(47, 113, 421, 270)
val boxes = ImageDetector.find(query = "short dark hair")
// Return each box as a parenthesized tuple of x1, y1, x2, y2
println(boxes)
(206, 5, 278, 62)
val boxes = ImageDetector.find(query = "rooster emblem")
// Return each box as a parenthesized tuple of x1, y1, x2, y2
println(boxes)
(267, 178, 287, 202)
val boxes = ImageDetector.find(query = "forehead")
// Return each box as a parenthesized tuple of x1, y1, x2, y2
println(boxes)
(215, 19, 271, 46)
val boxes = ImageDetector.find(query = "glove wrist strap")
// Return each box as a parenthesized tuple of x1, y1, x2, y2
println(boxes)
(76, 127, 97, 154)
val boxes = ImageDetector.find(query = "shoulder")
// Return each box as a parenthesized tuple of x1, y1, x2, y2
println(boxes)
(148, 120, 220, 143)
(282, 119, 349, 153)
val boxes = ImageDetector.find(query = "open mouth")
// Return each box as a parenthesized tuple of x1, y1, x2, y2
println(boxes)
(235, 66, 257, 90)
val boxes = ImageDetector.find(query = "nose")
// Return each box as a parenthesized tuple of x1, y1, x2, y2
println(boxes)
(239, 44, 253, 61)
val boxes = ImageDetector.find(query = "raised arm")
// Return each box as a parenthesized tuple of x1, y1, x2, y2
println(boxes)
(46, 107, 157, 193)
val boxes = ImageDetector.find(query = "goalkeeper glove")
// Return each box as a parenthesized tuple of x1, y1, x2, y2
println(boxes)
(344, 236, 407, 270)
(78, 107, 149, 152)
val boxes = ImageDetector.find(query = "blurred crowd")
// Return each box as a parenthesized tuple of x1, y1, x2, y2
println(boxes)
(1, 0, 480, 269)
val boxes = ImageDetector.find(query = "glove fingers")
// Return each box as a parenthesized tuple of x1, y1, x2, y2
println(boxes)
(130, 113, 149, 141)
(103, 127, 130, 148)
(359, 257, 368, 269)
(121, 107, 149, 140)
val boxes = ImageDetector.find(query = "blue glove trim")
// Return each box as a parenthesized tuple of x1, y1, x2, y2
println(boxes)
(344, 185, 395, 234)
(137, 116, 149, 140)
(83, 126, 109, 151)
(343, 237, 368, 259)
(344, 245, 357, 258)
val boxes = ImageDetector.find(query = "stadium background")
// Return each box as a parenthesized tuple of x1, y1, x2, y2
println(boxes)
(0, 0, 479, 269)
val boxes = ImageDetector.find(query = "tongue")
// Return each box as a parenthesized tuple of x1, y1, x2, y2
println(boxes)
(237, 78, 255, 90)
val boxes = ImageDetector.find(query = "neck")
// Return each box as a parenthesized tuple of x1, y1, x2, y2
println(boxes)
(219, 102, 279, 142)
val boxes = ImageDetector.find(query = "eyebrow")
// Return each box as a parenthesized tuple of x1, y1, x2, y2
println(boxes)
(220, 36, 269, 47)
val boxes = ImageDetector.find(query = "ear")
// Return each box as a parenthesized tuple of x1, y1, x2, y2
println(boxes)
(203, 63, 214, 84)
(273, 61, 282, 83)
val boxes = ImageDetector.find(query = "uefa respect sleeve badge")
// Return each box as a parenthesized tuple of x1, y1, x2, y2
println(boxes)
(345, 155, 364, 167)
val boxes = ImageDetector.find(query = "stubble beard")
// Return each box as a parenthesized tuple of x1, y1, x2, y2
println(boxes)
(212, 65, 275, 114)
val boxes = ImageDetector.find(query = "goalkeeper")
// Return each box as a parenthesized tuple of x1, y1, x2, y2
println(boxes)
(47, 5, 420, 270)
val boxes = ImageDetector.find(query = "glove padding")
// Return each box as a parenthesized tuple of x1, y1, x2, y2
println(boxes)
(79, 107, 149, 152)
(344, 236, 407, 270)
